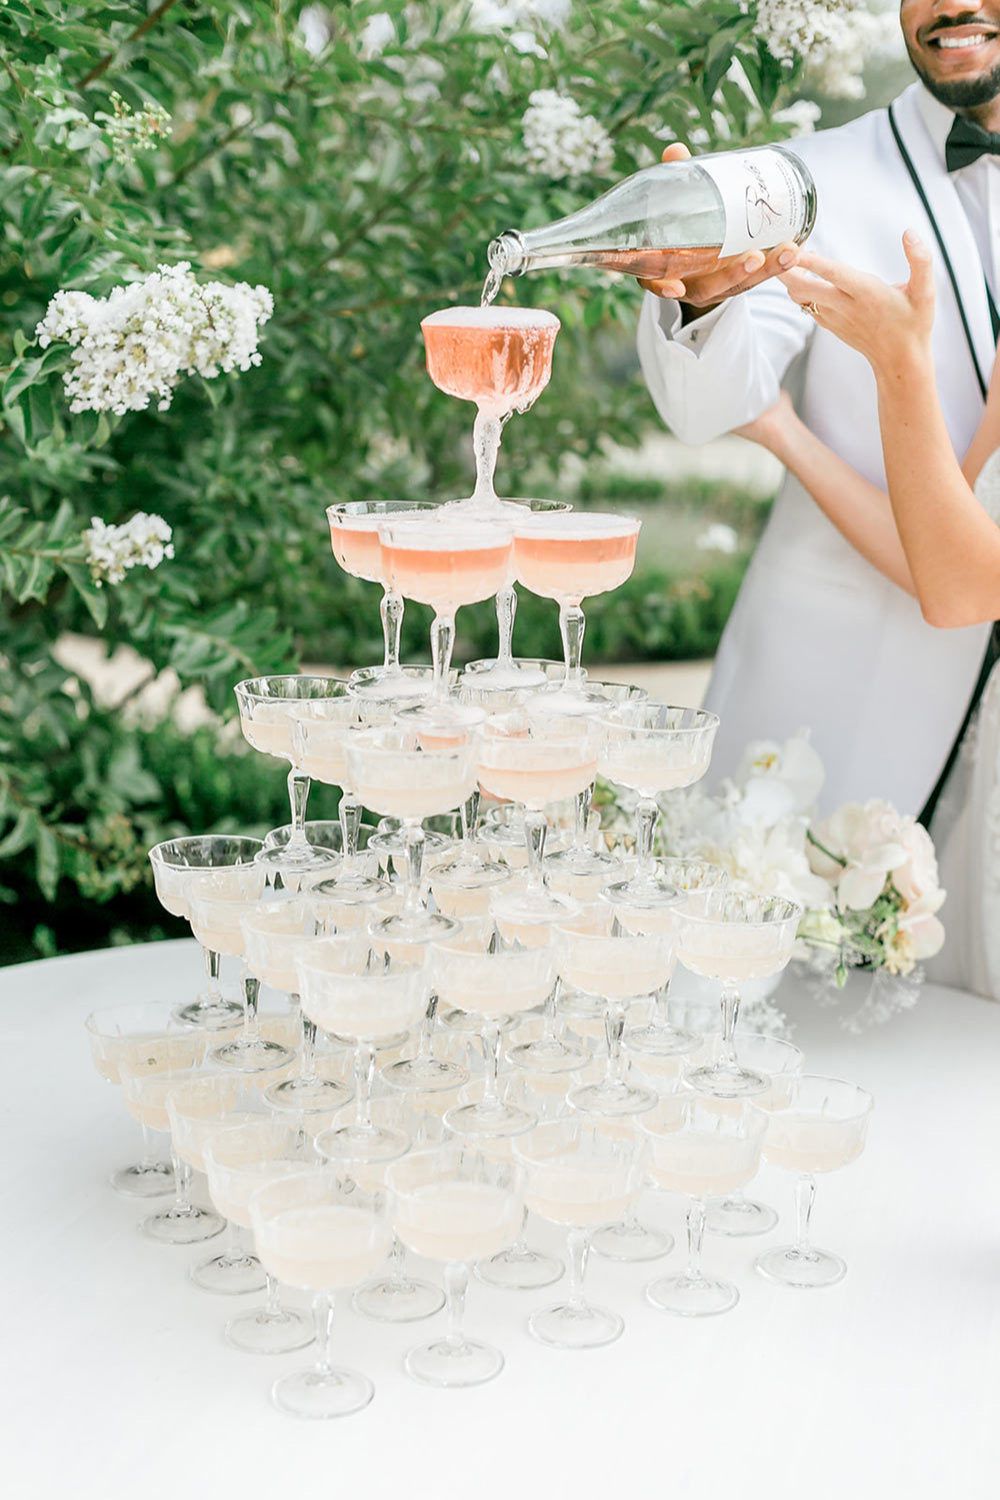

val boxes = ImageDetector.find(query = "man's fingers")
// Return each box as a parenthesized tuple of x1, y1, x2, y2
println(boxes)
(677, 242, 798, 308)
(638, 275, 687, 298)
(660, 142, 691, 163)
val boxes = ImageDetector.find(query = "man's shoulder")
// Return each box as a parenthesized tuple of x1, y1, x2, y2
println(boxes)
(790, 100, 892, 169)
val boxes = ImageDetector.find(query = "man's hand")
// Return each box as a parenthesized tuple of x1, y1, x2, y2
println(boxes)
(637, 144, 800, 317)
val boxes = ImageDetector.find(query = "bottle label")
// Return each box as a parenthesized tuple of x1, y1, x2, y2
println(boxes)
(700, 149, 807, 257)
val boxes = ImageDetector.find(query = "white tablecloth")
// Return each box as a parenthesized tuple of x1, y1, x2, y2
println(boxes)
(4, 939, 998, 1498)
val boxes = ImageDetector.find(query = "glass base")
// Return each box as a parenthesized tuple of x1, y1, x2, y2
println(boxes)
(443, 1099, 536, 1141)
(475, 1245, 563, 1291)
(140, 1203, 225, 1246)
(603, 873, 686, 920)
(314, 1122, 410, 1165)
(528, 1299, 623, 1350)
(528, 682, 606, 719)
(307, 870, 390, 908)
(382, 1055, 469, 1093)
(353, 1275, 445, 1323)
(568, 1076, 657, 1119)
(645, 1272, 739, 1317)
(372, 908, 458, 945)
(395, 699, 486, 736)
(173, 994, 244, 1029)
(111, 1160, 174, 1199)
(491, 887, 580, 928)
(403, 1334, 504, 1388)
(225, 1305, 315, 1355)
(210, 1035, 294, 1074)
(271, 1364, 374, 1420)
(349, 664, 435, 702)
(462, 659, 547, 691)
(254, 843, 339, 879)
(508, 1034, 588, 1075)
(264, 1074, 352, 1110)
(545, 844, 616, 881)
(190, 1250, 267, 1296)
(368, 826, 453, 864)
(755, 1244, 847, 1289)
(705, 1196, 778, 1238)
(685, 1061, 769, 1099)
(591, 1219, 674, 1263)
(624, 1022, 696, 1059)
(441, 1008, 515, 1035)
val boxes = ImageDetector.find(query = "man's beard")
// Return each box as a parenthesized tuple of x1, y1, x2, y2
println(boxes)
(909, 50, 1000, 110)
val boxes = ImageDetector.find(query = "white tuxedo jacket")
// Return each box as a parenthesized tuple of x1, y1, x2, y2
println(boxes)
(637, 82, 993, 814)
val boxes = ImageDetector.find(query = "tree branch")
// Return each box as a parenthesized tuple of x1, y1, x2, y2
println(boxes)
(78, 0, 182, 89)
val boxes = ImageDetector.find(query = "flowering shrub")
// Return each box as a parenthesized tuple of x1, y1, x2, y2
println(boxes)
(0, 1, 898, 959)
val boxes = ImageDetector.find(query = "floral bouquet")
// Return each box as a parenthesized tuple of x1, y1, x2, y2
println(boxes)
(597, 731, 946, 1031)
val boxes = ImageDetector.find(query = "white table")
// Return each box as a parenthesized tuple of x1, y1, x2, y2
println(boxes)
(4, 939, 998, 1498)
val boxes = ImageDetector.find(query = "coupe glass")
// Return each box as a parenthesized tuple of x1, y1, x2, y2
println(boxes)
(754, 1074, 873, 1289)
(240, 897, 355, 1112)
(701, 1034, 804, 1236)
(559, 905, 678, 1118)
(234, 675, 350, 882)
(85, 1003, 204, 1197)
(506, 970, 589, 1078)
(598, 703, 719, 908)
(204, 1120, 316, 1354)
(250, 1169, 392, 1418)
(433, 928, 554, 1139)
(378, 515, 513, 725)
(345, 723, 478, 945)
(327, 499, 442, 696)
(388, 1145, 525, 1387)
(613, 858, 728, 1058)
(460, 656, 571, 714)
(479, 710, 598, 926)
(678, 891, 802, 1098)
(148, 835, 262, 1028)
(515, 1119, 646, 1348)
(511, 510, 641, 715)
(298, 937, 426, 1163)
(167, 1074, 267, 1294)
(188, 884, 294, 1076)
(642, 1093, 767, 1315)
(120, 1063, 226, 1245)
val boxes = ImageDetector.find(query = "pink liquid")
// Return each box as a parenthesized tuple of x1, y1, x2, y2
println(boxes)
(421, 307, 559, 413)
(329, 521, 385, 585)
(477, 757, 598, 811)
(380, 538, 513, 612)
(513, 529, 638, 603)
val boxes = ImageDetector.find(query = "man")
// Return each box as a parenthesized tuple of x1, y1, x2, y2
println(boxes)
(637, 1, 1000, 814)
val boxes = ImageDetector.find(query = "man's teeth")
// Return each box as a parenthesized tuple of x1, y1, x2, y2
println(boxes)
(936, 34, 994, 49)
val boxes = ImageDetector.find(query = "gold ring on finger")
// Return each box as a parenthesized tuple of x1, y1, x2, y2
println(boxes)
(803, 301, 821, 319)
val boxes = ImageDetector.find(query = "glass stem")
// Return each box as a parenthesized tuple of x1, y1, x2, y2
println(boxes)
(605, 1000, 626, 1083)
(381, 587, 404, 672)
(566, 1228, 589, 1310)
(471, 406, 502, 504)
(354, 1042, 375, 1130)
(460, 789, 480, 868)
(417, 991, 438, 1063)
(686, 1198, 706, 1281)
(443, 1261, 469, 1348)
(202, 945, 222, 1005)
(430, 611, 456, 702)
(719, 980, 741, 1071)
(139, 1121, 156, 1169)
(494, 584, 517, 668)
(314, 1291, 336, 1375)
(654, 977, 672, 1032)
(264, 1273, 281, 1318)
(634, 796, 659, 879)
(558, 601, 586, 688)
(242, 971, 261, 1046)
(523, 809, 548, 895)
(388, 1234, 407, 1287)
(339, 790, 361, 873)
(543, 977, 560, 1042)
(299, 1008, 317, 1082)
(173, 1152, 192, 1214)
(287, 767, 311, 854)
(573, 783, 593, 855)
(794, 1173, 816, 1257)
(480, 1020, 502, 1108)
(402, 820, 425, 917)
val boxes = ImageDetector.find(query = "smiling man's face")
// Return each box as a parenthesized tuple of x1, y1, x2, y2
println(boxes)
(901, 2, 1000, 112)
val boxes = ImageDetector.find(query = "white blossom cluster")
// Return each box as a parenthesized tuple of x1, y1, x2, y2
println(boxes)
(754, 0, 902, 102)
(35, 263, 273, 415)
(520, 89, 614, 180)
(84, 512, 174, 587)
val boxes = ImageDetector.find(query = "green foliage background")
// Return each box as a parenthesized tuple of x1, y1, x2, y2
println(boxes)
(0, 0, 815, 962)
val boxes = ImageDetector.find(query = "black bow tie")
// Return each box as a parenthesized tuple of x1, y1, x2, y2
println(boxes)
(946, 115, 1000, 172)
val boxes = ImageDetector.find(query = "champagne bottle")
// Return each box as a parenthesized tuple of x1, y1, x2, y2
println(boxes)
(486, 145, 816, 291)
